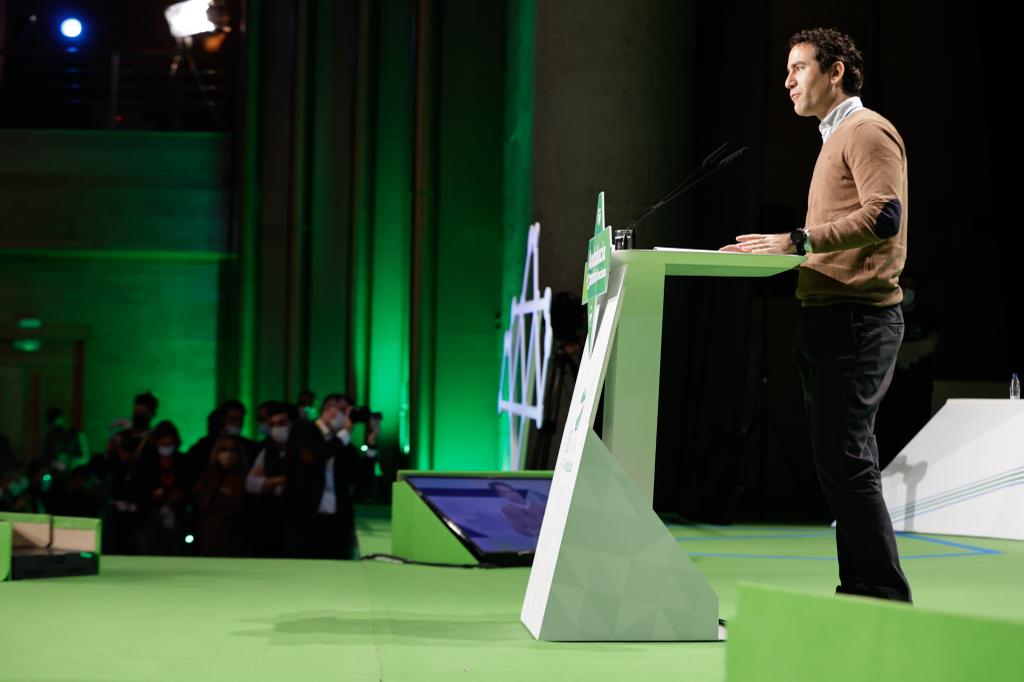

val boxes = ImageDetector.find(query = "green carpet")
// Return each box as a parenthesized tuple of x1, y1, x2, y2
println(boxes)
(1, 522, 1021, 681)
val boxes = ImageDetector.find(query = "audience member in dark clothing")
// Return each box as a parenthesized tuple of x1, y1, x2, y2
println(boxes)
(4, 390, 378, 560)
(133, 421, 190, 555)
(193, 435, 248, 557)
(101, 434, 141, 554)
(185, 409, 224, 486)
(49, 465, 105, 518)
(40, 407, 85, 473)
(0, 432, 13, 478)
(15, 460, 50, 514)
(219, 399, 247, 438)
(186, 400, 258, 486)
(245, 401, 295, 557)
(109, 392, 159, 461)
(282, 394, 370, 560)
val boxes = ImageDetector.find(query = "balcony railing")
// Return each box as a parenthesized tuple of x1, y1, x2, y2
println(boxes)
(0, 48, 233, 131)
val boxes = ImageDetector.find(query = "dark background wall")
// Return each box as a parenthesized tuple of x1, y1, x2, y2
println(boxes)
(655, 1, 1022, 521)
(1, 0, 1018, 521)
(526, 1, 1020, 521)
(532, 0, 696, 296)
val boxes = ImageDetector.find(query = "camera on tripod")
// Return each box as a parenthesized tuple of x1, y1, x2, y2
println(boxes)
(349, 406, 382, 424)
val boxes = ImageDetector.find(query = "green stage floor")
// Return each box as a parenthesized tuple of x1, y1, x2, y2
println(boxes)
(2, 517, 1022, 681)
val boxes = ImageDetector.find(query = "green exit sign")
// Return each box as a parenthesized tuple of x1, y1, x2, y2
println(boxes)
(12, 339, 42, 352)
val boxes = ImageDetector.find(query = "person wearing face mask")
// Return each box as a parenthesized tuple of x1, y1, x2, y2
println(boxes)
(245, 401, 296, 556)
(132, 420, 189, 555)
(219, 399, 247, 437)
(282, 393, 361, 559)
(256, 400, 276, 440)
(192, 435, 249, 557)
(185, 399, 258, 488)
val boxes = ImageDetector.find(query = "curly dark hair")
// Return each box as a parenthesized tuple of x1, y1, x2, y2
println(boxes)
(788, 28, 864, 97)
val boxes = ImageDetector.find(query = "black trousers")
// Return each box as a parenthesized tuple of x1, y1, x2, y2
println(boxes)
(794, 302, 912, 603)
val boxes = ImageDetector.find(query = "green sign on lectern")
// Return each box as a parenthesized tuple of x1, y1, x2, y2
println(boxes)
(582, 192, 612, 350)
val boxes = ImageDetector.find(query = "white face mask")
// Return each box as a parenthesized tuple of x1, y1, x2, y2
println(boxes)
(271, 425, 290, 445)
(223, 424, 241, 436)
(329, 411, 347, 432)
(158, 445, 175, 458)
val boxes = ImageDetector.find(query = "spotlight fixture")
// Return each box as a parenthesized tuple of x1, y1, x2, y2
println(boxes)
(165, 0, 229, 39)
(165, 1, 215, 39)
(164, 0, 230, 128)
(59, 17, 83, 39)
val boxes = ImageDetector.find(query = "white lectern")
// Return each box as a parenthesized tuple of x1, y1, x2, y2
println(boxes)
(521, 248, 804, 641)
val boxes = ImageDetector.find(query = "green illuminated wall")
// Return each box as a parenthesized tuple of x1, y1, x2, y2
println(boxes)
(344, 0, 529, 471)
(235, 0, 533, 473)
(428, 0, 508, 471)
(0, 130, 228, 455)
(235, 0, 261, 422)
(238, 0, 360, 430)
(307, 0, 358, 409)
(0, 1, 535, 477)
(348, 0, 376, 438)
(0, 256, 220, 454)
(368, 0, 414, 458)
(499, 0, 536, 468)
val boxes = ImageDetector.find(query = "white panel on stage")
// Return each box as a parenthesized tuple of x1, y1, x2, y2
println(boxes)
(882, 399, 1024, 540)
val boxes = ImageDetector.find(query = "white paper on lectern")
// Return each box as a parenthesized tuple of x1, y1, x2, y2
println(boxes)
(652, 246, 795, 257)
(652, 246, 723, 253)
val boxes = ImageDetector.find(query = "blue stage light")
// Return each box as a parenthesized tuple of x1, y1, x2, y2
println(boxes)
(60, 18, 83, 39)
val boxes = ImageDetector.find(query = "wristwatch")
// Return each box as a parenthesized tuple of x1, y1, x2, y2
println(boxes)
(789, 228, 809, 256)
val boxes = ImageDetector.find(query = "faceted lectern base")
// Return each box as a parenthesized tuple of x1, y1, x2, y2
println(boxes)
(527, 429, 718, 641)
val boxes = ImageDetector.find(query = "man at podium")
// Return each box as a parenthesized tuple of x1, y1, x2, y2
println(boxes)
(721, 28, 912, 603)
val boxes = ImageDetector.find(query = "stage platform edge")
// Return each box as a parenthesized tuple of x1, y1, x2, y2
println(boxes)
(726, 583, 1024, 681)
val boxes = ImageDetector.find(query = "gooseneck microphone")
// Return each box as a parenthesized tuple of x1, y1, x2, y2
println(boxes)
(620, 142, 748, 248)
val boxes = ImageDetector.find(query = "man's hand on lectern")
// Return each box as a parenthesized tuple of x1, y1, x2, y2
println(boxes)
(719, 233, 796, 255)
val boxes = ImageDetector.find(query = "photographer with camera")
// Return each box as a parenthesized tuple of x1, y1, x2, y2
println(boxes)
(347, 405, 382, 503)
(282, 393, 379, 559)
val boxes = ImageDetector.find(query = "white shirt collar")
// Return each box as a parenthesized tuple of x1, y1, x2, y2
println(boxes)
(819, 96, 863, 143)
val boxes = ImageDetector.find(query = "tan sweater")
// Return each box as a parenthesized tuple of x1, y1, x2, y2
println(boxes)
(798, 108, 908, 307)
